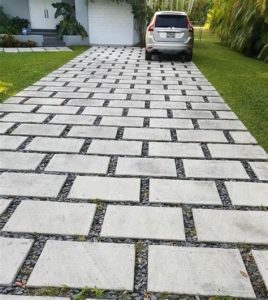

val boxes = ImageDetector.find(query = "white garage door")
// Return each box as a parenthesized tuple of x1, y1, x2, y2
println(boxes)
(88, 0, 134, 45)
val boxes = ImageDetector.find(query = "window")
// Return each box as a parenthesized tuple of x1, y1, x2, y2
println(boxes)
(155, 15, 187, 28)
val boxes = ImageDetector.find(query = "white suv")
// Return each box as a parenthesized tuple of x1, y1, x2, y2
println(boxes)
(145, 11, 194, 61)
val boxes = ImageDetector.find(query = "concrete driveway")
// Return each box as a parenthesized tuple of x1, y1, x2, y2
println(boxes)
(0, 46, 268, 299)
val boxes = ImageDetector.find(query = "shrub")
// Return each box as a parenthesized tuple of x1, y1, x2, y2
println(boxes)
(0, 34, 37, 47)
(23, 40, 37, 47)
(9, 16, 29, 34)
(0, 34, 20, 47)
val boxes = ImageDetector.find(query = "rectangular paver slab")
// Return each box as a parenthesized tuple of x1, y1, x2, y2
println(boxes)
(150, 118, 193, 129)
(25, 97, 66, 105)
(116, 157, 177, 177)
(68, 176, 140, 202)
(0, 136, 27, 150)
(27, 241, 135, 291)
(128, 108, 167, 117)
(172, 110, 213, 119)
(150, 179, 221, 205)
(0, 173, 66, 198)
(0, 122, 15, 134)
(150, 101, 186, 109)
(229, 131, 257, 144)
(101, 205, 185, 240)
(100, 116, 144, 127)
(0, 237, 33, 285)
(208, 144, 267, 159)
(66, 99, 104, 107)
(0, 151, 45, 171)
(67, 126, 117, 139)
(49, 115, 96, 125)
(12, 124, 66, 137)
(123, 128, 171, 141)
(148, 245, 255, 298)
(0, 104, 36, 113)
(26, 137, 84, 153)
(184, 160, 249, 179)
(109, 100, 145, 108)
(176, 130, 227, 142)
(252, 250, 268, 290)
(45, 154, 110, 174)
(198, 120, 246, 130)
(191, 103, 229, 111)
(87, 140, 142, 156)
(193, 209, 268, 244)
(3, 200, 96, 236)
(54, 92, 89, 98)
(16, 91, 53, 98)
(37, 105, 80, 115)
(149, 142, 203, 158)
(0, 198, 12, 215)
(0, 113, 49, 123)
(249, 162, 268, 181)
(225, 182, 268, 207)
(83, 107, 123, 116)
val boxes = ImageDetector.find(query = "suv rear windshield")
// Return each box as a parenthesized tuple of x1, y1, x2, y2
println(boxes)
(155, 15, 187, 28)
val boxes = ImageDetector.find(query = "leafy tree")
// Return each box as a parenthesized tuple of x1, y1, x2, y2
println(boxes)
(208, 0, 268, 61)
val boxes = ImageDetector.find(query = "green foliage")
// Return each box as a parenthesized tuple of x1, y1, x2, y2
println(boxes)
(9, 17, 29, 34)
(52, 2, 88, 39)
(0, 6, 10, 32)
(186, 0, 213, 24)
(35, 285, 70, 297)
(148, 0, 184, 11)
(208, 0, 268, 60)
(0, 35, 36, 47)
(0, 6, 29, 34)
(258, 43, 268, 61)
(73, 286, 104, 300)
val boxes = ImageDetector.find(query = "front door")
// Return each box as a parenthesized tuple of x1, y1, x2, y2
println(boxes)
(29, 0, 62, 30)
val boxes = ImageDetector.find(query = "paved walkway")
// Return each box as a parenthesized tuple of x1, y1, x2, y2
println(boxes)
(0, 46, 268, 299)
(0, 47, 72, 53)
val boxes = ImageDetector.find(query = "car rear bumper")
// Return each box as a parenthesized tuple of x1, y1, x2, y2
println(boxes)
(146, 38, 193, 54)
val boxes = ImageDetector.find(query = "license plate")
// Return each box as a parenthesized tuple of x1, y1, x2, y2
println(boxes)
(166, 32, 175, 38)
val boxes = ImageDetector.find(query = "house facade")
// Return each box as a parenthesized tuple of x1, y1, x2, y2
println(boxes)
(0, 0, 140, 45)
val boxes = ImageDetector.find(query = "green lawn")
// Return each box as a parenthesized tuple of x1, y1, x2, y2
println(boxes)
(0, 46, 88, 103)
(194, 30, 268, 152)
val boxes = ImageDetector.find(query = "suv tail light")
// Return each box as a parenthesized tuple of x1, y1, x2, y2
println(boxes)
(186, 17, 194, 32)
(147, 17, 155, 32)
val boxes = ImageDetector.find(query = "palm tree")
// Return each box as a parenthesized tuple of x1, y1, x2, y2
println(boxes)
(209, 0, 268, 60)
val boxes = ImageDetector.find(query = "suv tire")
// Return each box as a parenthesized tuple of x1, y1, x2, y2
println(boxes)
(145, 51, 152, 61)
(185, 51, 193, 61)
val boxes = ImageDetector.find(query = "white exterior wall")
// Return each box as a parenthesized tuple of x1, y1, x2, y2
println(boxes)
(75, 0, 89, 34)
(88, 0, 137, 45)
(0, 0, 30, 20)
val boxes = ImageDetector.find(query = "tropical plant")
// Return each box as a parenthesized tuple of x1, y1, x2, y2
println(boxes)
(52, 2, 88, 39)
(186, 0, 212, 24)
(208, 0, 268, 61)
(9, 17, 29, 34)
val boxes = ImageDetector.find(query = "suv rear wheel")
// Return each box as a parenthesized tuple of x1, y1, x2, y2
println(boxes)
(185, 51, 193, 62)
(145, 51, 152, 61)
